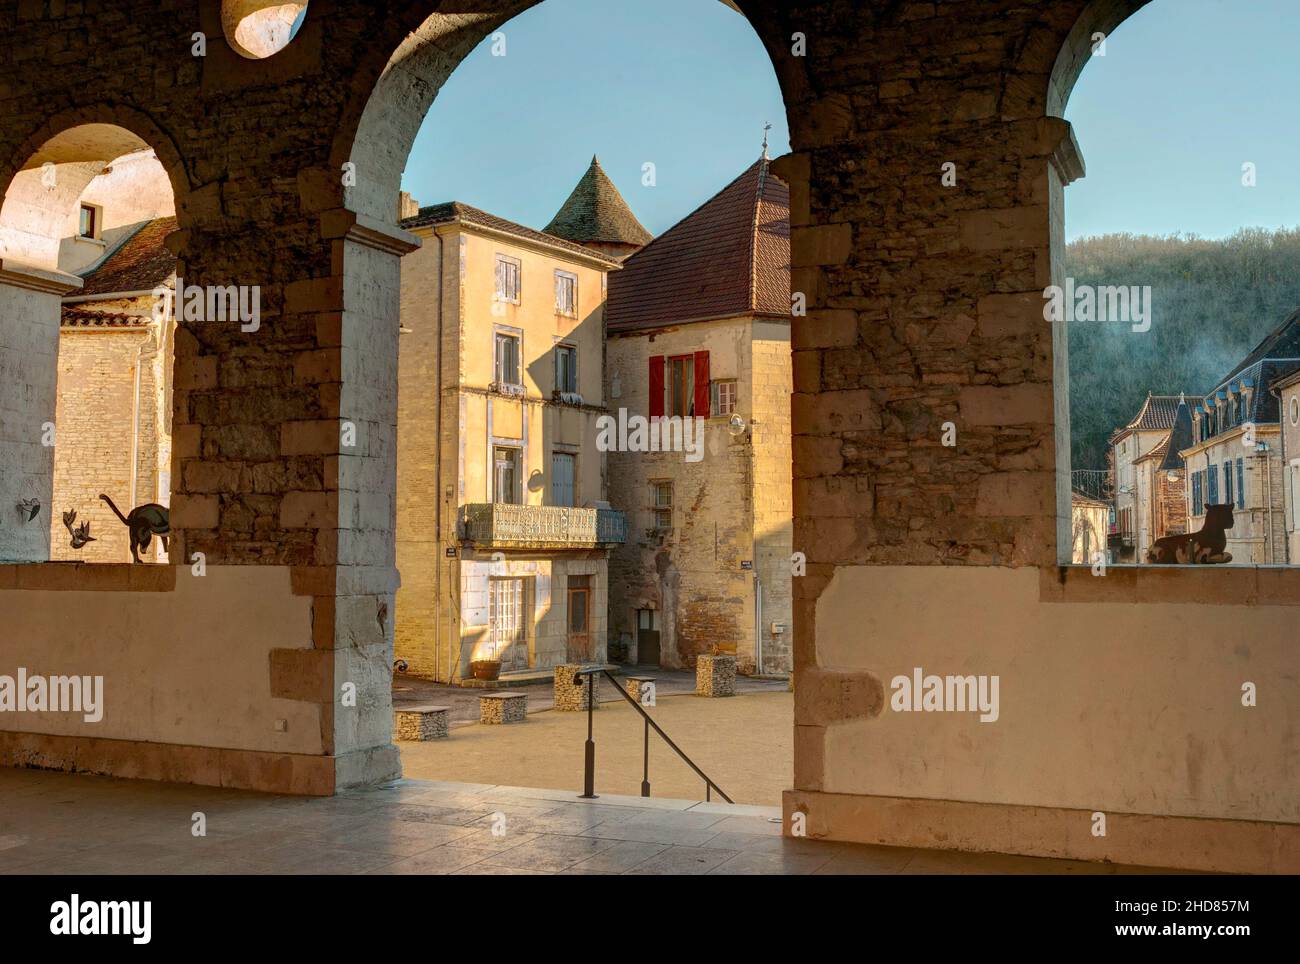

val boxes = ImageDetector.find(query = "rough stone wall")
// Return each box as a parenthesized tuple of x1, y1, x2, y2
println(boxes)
(749, 320, 793, 674)
(605, 317, 756, 669)
(50, 321, 165, 562)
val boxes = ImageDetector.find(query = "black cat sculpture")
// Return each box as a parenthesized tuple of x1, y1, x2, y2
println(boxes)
(99, 494, 169, 564)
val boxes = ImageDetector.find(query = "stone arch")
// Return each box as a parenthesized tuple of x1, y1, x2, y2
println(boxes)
(221, 0, 309, 60)
(0, 112, 188, 564)
(331, 0, 805, 226)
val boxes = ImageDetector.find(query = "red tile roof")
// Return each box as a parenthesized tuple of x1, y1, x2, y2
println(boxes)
(606, 157, 790, 334)
(76, 216, 177, 297)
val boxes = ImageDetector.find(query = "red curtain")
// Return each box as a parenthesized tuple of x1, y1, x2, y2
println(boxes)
(649, 355, 665, 418)
(693, 350, 710, 419)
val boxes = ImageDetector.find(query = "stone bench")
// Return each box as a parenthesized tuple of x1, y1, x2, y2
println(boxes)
(554, 663, 599, 711)
(394, 705, 450, 741)
(479, 692, 527, 724)
(695, 655, 736, 697)
(625, 675, 657, 705)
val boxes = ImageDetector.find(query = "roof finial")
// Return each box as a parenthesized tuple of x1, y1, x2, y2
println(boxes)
(761, 122, 771, 159)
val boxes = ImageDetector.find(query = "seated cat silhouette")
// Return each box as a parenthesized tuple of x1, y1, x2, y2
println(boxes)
(99, 494, 170, 564)
(1146, 503, 1234, 564)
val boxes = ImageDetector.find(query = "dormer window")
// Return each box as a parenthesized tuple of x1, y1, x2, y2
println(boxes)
(78, 203, 99, 240)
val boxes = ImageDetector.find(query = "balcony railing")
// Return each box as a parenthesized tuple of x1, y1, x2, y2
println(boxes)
(460, 503, 627, 548)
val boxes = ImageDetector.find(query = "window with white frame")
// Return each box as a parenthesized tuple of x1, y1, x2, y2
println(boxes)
(495, 254, 521, 304)
(711, 378, 737, 416)
(494, 446, 521, 504)
(78, 203, 99, 240)
(494, 329, 521, 388)
(555, 343, 577, 395)
(555, 270, 577, 316)
(652, 481, 672, 530)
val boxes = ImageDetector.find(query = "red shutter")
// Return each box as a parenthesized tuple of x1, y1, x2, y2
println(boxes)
(649, 356, 665, 418)
(693, 350, 710, 419)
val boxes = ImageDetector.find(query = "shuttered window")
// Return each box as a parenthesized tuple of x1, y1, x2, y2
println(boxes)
(495, 254, 521, 303)
(1237, 458, 1246, 509)
(1225, 462, 1233, 508)
(555, 271, 577, 316)
(1207, 463, 1219, 504)
(552, 452, 575, 507)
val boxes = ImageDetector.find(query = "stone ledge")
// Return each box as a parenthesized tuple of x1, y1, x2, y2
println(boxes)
(0, 730, 334, 795)
(784, 788, 1300, 874)
(0, 563, 176, 592)
(1040, 564, 1300, 605)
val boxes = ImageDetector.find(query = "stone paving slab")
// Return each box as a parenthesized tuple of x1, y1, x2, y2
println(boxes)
(0, 769, 1187, 876)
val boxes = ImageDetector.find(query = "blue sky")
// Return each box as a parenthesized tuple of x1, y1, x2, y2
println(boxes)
(1065, 0, 1300, 241)
(400, 0, 789, 236)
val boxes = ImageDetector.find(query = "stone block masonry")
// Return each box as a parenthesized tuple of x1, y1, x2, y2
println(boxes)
(394, 705, 449, 741)
(479, 693, 527, 725)
(696, 655, 736, 697)
(554, 664, 598, 711)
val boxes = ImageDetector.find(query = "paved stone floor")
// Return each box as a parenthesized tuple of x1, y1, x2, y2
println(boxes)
(399, 689, 793, 805)
(392, 666, 787, 724)
(0, 768, 1179, 875)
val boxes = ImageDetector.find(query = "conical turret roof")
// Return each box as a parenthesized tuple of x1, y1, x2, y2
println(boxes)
(543, 156, 653, 248)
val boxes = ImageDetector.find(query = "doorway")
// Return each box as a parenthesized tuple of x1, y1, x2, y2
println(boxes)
(636, 608, 661, 667)
(566, 575, 592, 662)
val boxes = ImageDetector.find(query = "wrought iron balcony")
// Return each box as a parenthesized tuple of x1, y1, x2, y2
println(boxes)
(460, 503, 627, 549)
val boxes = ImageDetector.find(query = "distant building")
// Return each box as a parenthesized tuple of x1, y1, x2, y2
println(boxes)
(604, 153, 792, 675)
(1109, 393, 1186, 562)
(1269, 366, 1300, 564)
(1070, 490, 1109, 565)
(1179, 309, 1300, 565)
(395, 200, 627, 682)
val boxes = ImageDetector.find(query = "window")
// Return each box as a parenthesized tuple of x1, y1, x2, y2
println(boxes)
(652, 481, 672, 530)
(494, 330, 521, 387)
(1207, 463, 1219, 504)
(495, 254, 521, 304)
(1290, 396, 1300, 426)
(554, 344, 577, 395)
(1237, 458, 1246, 510)
(552, 451, 575, 507)
(1225, 461, 1233, 508)
(555, 270, 577, 316)
(78, 204, 97, 239)
(1291, 461, 1300, 529)
(667, 355, 694, 417)
(1192, 471, 1203, 516)
(494, 446, 521, 504)
(711, 378, 737, 416)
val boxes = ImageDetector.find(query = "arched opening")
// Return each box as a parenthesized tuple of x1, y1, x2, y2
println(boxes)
(221, 0, 309, 60)
(1050, 0, 1300, 569)
(0, 121, 184, 565)
(340, 0, 796, 804)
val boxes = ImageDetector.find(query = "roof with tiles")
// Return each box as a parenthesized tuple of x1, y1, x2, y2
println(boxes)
(542, 156, 653, 249)
(1124, 393, 1184, 432)
(400, 201, 622, 266)
(75, 216, 177, 297)
(605, 155, 790, 334)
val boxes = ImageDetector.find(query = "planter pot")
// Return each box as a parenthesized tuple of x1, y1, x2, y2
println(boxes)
(471, 659, 502, 681)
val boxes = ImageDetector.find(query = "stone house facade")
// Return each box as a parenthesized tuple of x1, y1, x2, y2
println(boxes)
(1180, 311, 1300, 566)
(604, 155, 793, 675)
(1108, 394, 1184, 562)
(1273, 367, 1300, 565)
(394, 198, 625, 682)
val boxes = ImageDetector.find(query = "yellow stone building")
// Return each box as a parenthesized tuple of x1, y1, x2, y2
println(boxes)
(394, 193, 632, 682)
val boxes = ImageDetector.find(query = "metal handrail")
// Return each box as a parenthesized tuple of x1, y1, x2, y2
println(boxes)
(572, 667, 733, 804)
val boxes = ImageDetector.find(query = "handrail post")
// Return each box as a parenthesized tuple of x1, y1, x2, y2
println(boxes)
(579, 671, 598, 799)
(641, 716, 650, 797)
